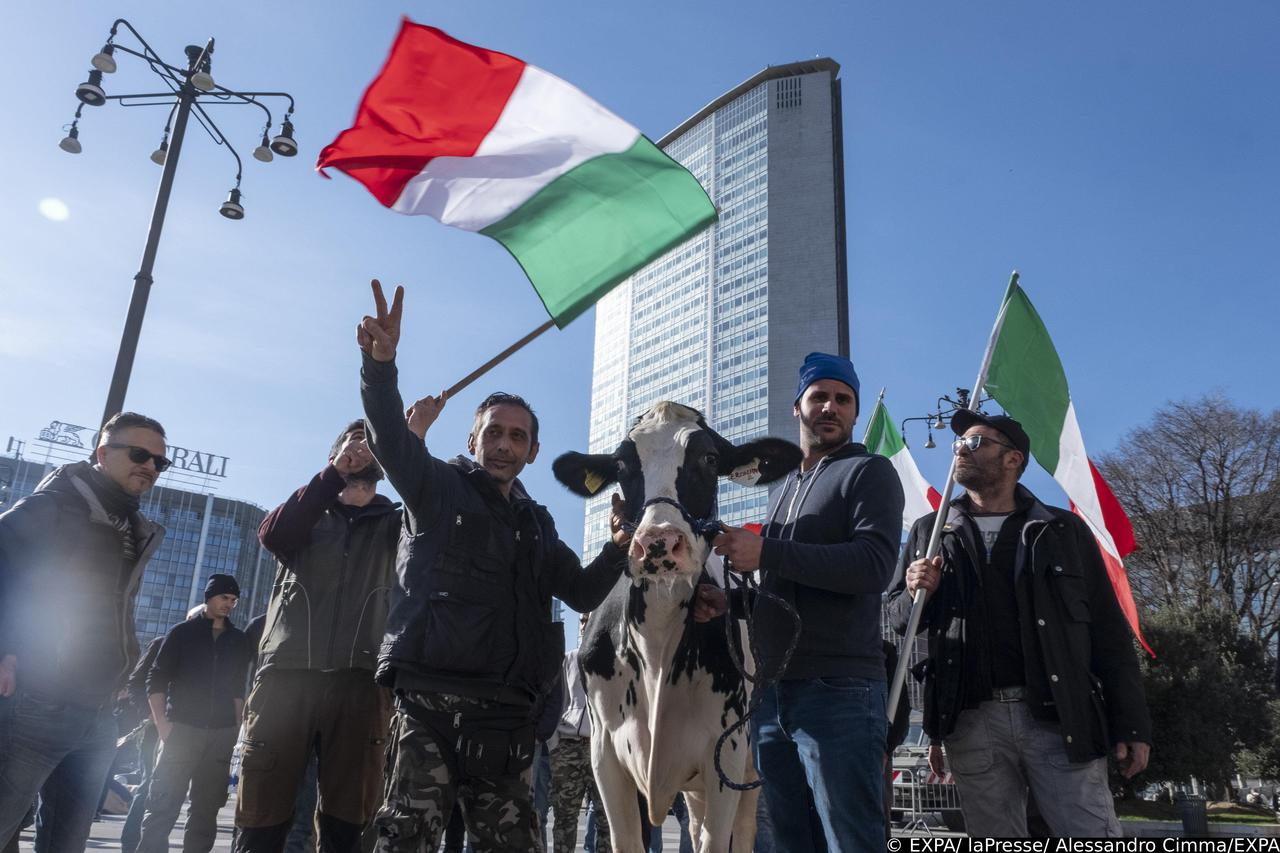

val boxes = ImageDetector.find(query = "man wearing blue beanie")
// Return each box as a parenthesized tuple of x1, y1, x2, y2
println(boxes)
(710, 351, 904, 851)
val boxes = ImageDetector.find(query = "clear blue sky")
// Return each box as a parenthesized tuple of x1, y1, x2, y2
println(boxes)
(2, 1, 1277, 550)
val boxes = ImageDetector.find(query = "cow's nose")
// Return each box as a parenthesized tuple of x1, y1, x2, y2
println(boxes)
(629, 527, 688, 569)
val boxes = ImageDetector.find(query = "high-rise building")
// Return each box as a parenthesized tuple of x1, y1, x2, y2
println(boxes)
(582, 59, 849, 554)
(1, 424, 275, 646)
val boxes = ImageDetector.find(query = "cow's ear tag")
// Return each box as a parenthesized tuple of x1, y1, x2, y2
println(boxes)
(727, 458, 762, 486)
(583, 470, 606, 495)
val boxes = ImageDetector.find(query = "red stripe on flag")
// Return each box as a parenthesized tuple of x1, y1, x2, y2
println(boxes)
(316, 19, 526, 207)
(1088, 458, 1137, 557)
(1077, 515, 1154, 657)
(926, 487, 942, 511)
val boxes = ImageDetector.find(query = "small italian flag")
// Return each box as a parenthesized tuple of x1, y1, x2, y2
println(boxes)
(864, 397, 942, 533)
(317, 19, 717, 328)
(984, 282, 1152, 654)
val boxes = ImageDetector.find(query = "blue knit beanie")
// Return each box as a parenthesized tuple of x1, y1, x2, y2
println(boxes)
(794, 352, 861, 408)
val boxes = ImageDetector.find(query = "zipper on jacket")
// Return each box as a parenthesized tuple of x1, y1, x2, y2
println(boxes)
(326, 513, 355, 671)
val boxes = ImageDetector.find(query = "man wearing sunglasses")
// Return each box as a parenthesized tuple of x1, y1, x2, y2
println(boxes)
(0, 411, 168, 852)
(886, 411, 1151, 837)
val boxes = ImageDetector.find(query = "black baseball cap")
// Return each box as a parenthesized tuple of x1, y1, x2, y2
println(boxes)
(950, 410, 1031, 458)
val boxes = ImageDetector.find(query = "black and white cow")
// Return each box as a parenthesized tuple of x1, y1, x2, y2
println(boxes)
(554, 402, 801, 853)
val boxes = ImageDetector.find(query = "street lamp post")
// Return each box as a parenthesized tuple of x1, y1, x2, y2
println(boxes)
(61, 20, 299, 429)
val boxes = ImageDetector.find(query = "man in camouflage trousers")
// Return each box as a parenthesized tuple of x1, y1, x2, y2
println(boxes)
(380, 694, 543, 847)
(357, 282, 631, 852)
(548, 615, 609, 853)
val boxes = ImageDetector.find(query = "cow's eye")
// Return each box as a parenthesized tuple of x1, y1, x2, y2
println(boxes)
(704, 453, 719, 468)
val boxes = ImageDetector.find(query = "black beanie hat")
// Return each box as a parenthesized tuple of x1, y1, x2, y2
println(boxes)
(204, 573, 241, 600)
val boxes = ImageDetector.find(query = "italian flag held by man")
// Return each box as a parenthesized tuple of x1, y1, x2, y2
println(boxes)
(983, 282, 1151, 654)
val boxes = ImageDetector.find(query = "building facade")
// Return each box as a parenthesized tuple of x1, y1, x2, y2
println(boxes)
(1, 435, 274, 646)
(582, 59, 849, 554)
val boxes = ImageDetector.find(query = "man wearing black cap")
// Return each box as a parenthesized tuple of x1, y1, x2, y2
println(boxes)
(887, 411, 1151, 837)
(137, 574, 251, 853)
(709, 351, 905, 852)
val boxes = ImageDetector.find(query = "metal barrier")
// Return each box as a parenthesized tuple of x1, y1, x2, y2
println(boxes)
(893, 767, 966, 834)
(892, 767, 932, 833)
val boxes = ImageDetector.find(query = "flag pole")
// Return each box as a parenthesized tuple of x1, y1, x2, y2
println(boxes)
(887, 271, 1020, 724)
(861, 388, 888, 444)
(444, 318, 557, 398)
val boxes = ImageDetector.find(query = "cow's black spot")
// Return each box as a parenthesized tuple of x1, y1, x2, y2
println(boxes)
(730, 738, 738, 752)
(625, 681, 638, 707)
(624, 647, 642, 677)
(662, 560, 676, 570)
(580, 616, 617, 680)
(619, 704, 624, 715)
(626, 740, 632, 754)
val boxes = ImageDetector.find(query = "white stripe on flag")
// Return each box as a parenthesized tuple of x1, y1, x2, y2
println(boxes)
(1055, 402, 1121, 558)
(391, 65, 640, 230)
(889, 449, 937, 533)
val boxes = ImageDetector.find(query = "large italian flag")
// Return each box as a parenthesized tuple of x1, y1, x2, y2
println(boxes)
(984, 283, 1152, 654)
(864, 397, 942, 533)
(317, 20, 717, 328)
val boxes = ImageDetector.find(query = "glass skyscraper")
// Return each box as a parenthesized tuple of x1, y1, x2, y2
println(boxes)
(583, 59, 849, 554)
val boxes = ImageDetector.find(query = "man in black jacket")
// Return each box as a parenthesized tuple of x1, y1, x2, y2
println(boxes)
(234, 421, 400, 853)
(138, 576, 251, 853)
(0, 411, 167, 852)
(886, 411, 1151, 837)
(709, 352, 905, 852)
(356, 281, 630, 852)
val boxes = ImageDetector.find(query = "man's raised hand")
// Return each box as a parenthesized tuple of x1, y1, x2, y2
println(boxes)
(406, 392, 448, 441)
(333, 435, 373, 476)
(356, 279, 404, 363)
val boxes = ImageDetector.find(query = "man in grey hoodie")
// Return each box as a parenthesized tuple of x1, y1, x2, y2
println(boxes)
(710, 352, 904, 852)
(0, 412, 168, 852)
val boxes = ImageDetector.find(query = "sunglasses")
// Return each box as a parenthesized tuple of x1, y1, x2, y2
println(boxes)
(952, 434, 1016, 454)
(106, 443, 173, 473)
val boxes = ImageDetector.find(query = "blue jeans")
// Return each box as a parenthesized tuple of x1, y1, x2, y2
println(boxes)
(0, 692, 118, 853)
(121, 724, 159, 853)
(753, 677, 886, 853)
(533, 741, 551, 852)
(283, 751, 319, 853)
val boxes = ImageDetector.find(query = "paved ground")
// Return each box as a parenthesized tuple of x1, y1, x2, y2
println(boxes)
(11, 803, 690, 851)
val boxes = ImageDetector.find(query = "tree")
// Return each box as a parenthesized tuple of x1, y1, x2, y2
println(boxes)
(1097, 394, 1280, 649)
(1138, 606, 1272, 797)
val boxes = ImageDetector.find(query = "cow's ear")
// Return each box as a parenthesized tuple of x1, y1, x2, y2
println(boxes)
(553, 452, 619, 498)
(720, 438, 803, 487)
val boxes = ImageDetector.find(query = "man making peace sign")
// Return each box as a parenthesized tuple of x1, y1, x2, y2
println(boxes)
(356, 280, 631, 852)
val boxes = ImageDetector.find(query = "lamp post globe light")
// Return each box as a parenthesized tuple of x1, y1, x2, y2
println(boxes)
(62, 19, 298, 429)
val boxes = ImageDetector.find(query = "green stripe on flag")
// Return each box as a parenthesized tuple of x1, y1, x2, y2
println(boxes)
(984, 286, 1071, 474)
(864, 400, 906, 457)
(481, 135, 716, 328)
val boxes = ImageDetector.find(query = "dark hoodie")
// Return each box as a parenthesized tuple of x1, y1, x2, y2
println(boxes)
(754, 442, 904, 682)
(0, 461, 164, 706)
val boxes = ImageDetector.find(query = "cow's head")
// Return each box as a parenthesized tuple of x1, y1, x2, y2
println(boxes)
(554, 402, 802, 579)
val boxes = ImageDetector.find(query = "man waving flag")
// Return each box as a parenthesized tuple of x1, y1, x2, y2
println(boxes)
(318, 19, 716, 329)
(983, 282, 1152, 654)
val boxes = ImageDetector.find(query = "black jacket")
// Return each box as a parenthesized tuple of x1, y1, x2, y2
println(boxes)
(361, 354, 628, 708)
(257, 466, 401, 673)
(147, 611, 252, 729)
(0, 462, 164, 706)
(755, 443, 905, 681)
(886, 486, 1152, 762)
